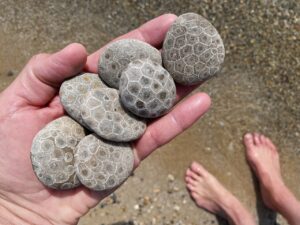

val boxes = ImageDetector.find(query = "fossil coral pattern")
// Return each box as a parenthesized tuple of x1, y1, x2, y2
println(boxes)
(31, 116, 85, 189)
(74, 134, 134, 191)
(31, 13, 225, 192)
(162, 13, 225, 85)
(119, 59, 176, 118)
(80, 88, 146, 142)
(60, 73, 107, 125)
(99, 39, 162, 88)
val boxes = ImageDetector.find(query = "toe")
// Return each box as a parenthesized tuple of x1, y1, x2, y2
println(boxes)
(186, 168, 192, 177)
(190, 161, 208, 177)
(186, 167, 202, 181)
(260, 134, 267, 144)
(253, 133, 261, 145)
(185, 175, 190, 183)
(185, 176, 195, 185)
(244, 133, 254, 148)
(187, 177, 199, 186)
(265, 137, 277, 152)
(191, 191, 200, 200)
(187, 183, 196, 192)
(186, 168, 198, 180)
(190, 171, 202, 181)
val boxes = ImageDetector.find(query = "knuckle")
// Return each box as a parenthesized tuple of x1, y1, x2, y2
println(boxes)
(29, 53, 48, 64)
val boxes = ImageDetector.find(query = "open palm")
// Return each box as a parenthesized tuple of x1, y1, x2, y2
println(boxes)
(0, 14, 210, 225)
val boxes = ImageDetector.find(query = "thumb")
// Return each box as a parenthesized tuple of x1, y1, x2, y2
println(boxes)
(15, 43, 87, 106)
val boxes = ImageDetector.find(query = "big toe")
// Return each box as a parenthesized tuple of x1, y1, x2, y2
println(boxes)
(190, 161, 208, 177)
(186, 168, 202, 182)
(244, 133, 254, 149)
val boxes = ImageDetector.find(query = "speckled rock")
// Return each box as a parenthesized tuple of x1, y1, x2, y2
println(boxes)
(74, 134, 134, 191)
(30, 116, 86, 190)
(119, 59, 176, 118)
(98, 39, 162, 89)
(59, 73, 107, 125)
(162, 13, 225, 85)
(80, 87, 146, 142)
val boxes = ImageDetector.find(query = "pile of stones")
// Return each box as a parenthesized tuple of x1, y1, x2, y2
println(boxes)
(30, 13, 225, 191)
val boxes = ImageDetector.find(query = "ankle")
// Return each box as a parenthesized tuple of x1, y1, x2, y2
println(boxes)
(266, 181, 289, 210)
(274, 184, 298, 210)
(220, 196, 256, 225)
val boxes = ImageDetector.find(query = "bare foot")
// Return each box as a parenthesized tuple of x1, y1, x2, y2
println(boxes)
(185, 162, 230, 216)
(185, 162, 256, 225)
(244, 133, 285, 210)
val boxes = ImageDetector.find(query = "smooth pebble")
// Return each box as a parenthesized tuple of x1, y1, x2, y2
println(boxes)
(99, 39, 162, 89)
(74, 134, 134, 191)
(80, 87, 146, 142)
(119, 59, 176, 118)
(31, 116, 86, 190)
(162, 13, 225, 85)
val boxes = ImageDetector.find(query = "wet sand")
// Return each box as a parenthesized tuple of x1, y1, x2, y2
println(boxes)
(0, 1, 299, 224)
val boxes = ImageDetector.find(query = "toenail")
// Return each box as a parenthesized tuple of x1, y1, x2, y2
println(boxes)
(245, 133, 252, 139)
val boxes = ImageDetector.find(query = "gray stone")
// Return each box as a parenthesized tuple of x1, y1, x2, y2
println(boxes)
(98, 39, 162, 89)
(59, 72, 107, 125)
(30, 116, 86, 190)
(119, 59, 176, 118)
(80, 87, 146, 142)
(74, 134, 134, 191)
(162, 13, 225, 85)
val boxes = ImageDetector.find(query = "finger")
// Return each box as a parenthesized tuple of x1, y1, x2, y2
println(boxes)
(16, 43, 87, 106)
(134, 92, 211, 164)
(85, 14, 177, 73)
(37, 95, 65, 122)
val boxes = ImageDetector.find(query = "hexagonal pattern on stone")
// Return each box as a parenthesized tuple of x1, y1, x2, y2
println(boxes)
(119, 59, 176, 118)
(80, 87, 146, 142)
(74, 134, 134, 191)
(59, 73, 107, 126)
(98, 39, 162, 89)
(162, 13, 225, 85)
(31, 116, 86, 190)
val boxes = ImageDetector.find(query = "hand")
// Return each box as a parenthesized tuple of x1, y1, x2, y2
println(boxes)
(0, 14, 211, 225)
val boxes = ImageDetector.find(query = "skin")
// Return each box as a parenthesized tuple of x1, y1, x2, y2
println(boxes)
(185, 133, 300, 225)
(0, 14, 211, 225)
